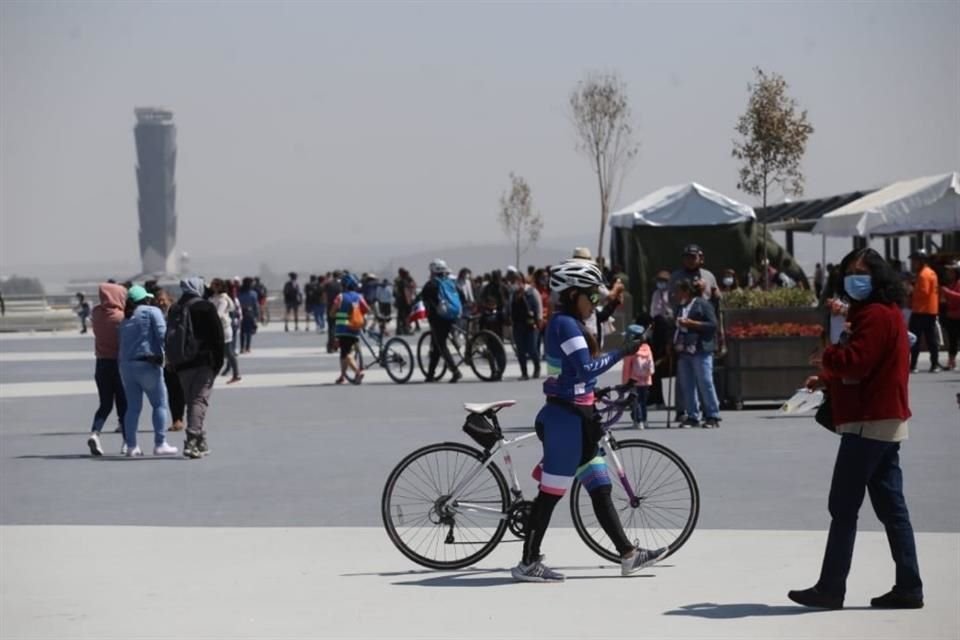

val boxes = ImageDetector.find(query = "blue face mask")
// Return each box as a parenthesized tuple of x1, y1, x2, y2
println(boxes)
(844, 274, 873, 301)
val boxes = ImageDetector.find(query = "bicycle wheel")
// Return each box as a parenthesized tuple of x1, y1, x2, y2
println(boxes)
(381, 442, 510, 570)
(416, 331, 446, 380)
(570, 439, 699, 563)
(343, 340, 364, 384)
(382, 337, 414, 384)
(466, 330, 507, 382)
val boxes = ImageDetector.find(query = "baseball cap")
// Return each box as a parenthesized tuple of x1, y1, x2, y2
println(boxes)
(683, 244, 703, 256)
(127, 285, 154, 303)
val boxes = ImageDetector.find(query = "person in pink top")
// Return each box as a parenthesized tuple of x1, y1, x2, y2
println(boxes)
(87, 282, 128, 456)
(622, 329, 655, 429)
(939, 261, 960, 370)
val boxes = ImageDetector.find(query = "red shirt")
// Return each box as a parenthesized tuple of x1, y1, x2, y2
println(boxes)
(821, 301, 911, 424)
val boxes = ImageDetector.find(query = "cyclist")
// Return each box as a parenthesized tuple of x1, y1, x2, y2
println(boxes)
(421, 259, 462, 383)
(512, 259, 667, 582)
(332, 273, 369, 384)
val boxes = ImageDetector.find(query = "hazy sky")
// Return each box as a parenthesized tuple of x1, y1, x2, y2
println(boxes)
(1, 0, 958, 270)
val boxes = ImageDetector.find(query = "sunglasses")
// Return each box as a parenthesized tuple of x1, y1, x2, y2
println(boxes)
(585, 290, 601, 305)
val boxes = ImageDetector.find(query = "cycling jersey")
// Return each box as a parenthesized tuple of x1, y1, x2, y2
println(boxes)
(542, 313, 622, 404)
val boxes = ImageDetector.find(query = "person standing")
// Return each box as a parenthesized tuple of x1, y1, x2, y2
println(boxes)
(253, 277, 268, 324)
(237, 278, 259, 354)
(314, 275, 328, 333)
(938, 261, 960, 370)
(507, 270, 542, 380)
(673, 279, 721, 428)
(304, 274, 320, 332)
(814, 263, 825, 299)
(421, 260, 462, 383)
(789, 248, 923, 610)
(283, 272, 303, 332)
(332, 273, 369, 384)
(622, 323, 654, 429)
(75, 292, 91, 334)
(456, 268, 475, 316)
(647, 269, 673, 408)
(117, 286, 178, 457)
(211, 279, 241, 384)
(376, 277, 394, 324)
(669, 244, 720, 304)
(907, 250, 941, 373)
(86, 282, 128, 456)
(168, 277, 225, 459)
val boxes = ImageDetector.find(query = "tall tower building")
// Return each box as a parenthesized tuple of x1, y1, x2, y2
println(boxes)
(134, 107, 177, 275)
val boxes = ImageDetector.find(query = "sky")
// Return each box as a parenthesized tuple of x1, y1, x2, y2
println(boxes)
(1, 0, 958, 276)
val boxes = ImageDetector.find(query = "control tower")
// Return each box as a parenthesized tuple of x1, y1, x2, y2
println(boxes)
(134, 107, 177, 275)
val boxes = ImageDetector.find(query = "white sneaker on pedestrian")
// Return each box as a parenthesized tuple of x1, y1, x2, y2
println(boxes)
(637, 421, 647, 430)
(120, 443, 128, 455)
(87, 433, 103, 456)
(153, 441, 179, 456)
(125, 445, 143, 457)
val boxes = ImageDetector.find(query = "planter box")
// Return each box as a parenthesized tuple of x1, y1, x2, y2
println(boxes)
(722, 335, 822, 407)
(722, 307, 827, 329)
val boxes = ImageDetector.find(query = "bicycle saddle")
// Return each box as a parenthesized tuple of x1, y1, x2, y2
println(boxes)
(463, 400, 516, 414)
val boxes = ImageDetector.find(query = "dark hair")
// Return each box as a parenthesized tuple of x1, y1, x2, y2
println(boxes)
(557, 288, 600, 357)
(838, 248, 905, 306)
(675, 279, 694, 295)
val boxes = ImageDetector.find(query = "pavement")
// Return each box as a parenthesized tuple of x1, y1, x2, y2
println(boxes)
(1, 326, 958, 639)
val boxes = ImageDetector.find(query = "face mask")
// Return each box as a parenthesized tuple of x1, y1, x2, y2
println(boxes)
(844, 274, 873, 301)
(722, 277, 734, 287)
(656, 281, 668, 291)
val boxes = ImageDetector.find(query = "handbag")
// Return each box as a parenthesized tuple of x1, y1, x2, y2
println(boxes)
(814, 392, 836, 433)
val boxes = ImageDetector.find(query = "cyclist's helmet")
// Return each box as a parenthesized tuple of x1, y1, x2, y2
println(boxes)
(549, 259, 604, 294)
(429, 259, 450, 276)
(341, 273, 360, 291)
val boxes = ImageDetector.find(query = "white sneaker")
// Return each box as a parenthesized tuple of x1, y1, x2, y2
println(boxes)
(120, 443, 128, 455)
(87, 433, 104, 456)
(511, 560, 565, 583)
(153, 441, 179, 456)
(125, 445, 143, 457)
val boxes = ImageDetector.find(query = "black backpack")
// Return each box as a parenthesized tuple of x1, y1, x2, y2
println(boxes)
(165, 298, 201, 367)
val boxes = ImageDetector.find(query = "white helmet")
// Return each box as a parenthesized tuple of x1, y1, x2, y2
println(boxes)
(549, 259, 604, 293)
(429, 259, 450, 275)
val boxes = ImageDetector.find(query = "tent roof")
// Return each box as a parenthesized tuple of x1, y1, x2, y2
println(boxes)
(812, 172, 960, 237)
(609, 182, 755, 228)
(755, 190, 876, 231)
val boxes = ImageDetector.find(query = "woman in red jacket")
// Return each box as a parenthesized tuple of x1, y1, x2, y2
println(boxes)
(789, 248, 923, 610)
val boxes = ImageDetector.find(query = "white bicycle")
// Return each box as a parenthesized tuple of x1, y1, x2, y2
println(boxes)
(381, 393, 700, 570)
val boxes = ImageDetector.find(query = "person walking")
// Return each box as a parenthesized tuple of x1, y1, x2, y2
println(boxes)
(420, 260, 463, 383)
(253, 277, 268, 324)
(512, 259, 665, 582)
(283, 272, 303, 332)
(117, 286, 178, 457)
(237, 278, 259, 354)
(376, 277, 394, 326)
(789, 247, 923, 610)
(673, 279, 721, 428)
(86, 282, 128, 456)
(506, 269, 542, 380)
(211, 278, 241, 384)
(814, 262, 825, 299)
(314, 275, 328, 333)
(938, 261, 960, 370)
(332, 273, 369, 384)
(168, 277, 225, 459)
(150, 288, 186, 432)
(324, 271, 343, 353)
(304, 274, 320, 332)
(907, 250, 941, 372)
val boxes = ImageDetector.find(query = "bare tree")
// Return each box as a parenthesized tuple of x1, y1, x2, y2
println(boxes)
(570, 72, 638, 263)
(498, 173, 543, 268)
(732, 67, 814, 287)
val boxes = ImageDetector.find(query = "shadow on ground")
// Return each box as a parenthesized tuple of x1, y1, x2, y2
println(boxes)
(663, 602, 871, 618)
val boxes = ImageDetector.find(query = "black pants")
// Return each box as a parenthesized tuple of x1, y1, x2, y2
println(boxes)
(817, 434, 922, 598)
(427, 319, 459, 377)
(91, 358, 126, 433)
(164, 367, 185, 422)
(942, 316, 960, 360)
(326, 314, 338, 352)
(908, 313, 939, 370)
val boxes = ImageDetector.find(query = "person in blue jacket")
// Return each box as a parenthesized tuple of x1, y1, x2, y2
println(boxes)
(511, 259, 667, 582)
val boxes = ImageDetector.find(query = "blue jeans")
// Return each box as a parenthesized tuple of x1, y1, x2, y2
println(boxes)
(119, 360, 169, 448)
(313, 305, 326, 329)
(818, 434, 923, 598)
(677, 352, 720, 421)
(631, 386, 649, 423)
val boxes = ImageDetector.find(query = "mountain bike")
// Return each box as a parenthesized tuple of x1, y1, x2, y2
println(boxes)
(416, 318, 507, 382)
(381, 390, 700, 570)
(343, 317, 415, 384)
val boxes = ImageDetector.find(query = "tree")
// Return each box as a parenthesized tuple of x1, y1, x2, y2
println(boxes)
(732, 67, 814, 287)
(570, 72, 638, 263)
(498, 173, 543, 268)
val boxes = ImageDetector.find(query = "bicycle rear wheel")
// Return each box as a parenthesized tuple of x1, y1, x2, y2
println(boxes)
(381, 442, 510, 570)
(343, 340, 364, 384)
(570, 439, 699, 563)
(466, 330, 507, 382)
(382, 337, 414, 384)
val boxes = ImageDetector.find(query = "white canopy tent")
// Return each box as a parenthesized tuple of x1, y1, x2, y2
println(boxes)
(811, 172, 960, 237)
(609, 182, 755, 228)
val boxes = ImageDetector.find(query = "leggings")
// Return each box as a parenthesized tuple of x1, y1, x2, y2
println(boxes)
(91, 358, 126, 433)
(164, 367, 184, 422)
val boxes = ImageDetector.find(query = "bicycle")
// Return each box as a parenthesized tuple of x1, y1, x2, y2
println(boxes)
(416, 317, 507, 382)
(342, 316, 415, 384)
(381, 388, 700, 570)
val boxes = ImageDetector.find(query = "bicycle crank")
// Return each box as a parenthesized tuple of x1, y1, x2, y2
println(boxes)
(507, 500, 534, 539)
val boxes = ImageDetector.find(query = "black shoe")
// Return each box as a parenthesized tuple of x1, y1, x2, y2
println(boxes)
(449, 370, 462, 384)
(197, 436, 210, 457)
(787, 586, 843, 610)
(704, 418, 720, 429)
(929, 365, 942, 373)
(870, 589, 923, 609)
(183, 436, 202, 460)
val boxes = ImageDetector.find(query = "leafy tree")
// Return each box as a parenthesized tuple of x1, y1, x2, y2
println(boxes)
(732, 67, 814, 287)
(498, 173, 543, 268)
(570, 72, 638, 263)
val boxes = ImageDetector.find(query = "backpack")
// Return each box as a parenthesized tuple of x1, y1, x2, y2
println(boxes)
(284, 281, 301, 304)
(165, 298, 201, 366)
(436, 277, 462, 321)
(344, 295, 365, 331)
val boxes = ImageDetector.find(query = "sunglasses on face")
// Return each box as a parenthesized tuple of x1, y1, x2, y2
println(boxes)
(586, 290, 601, 305)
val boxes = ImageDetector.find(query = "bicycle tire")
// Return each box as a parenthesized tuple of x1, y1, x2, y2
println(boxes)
(570, 439, 699, 563)
(343, 340, 364, 384)
(466, 330, 507, 382)
(416, 331, 446, 380)
(381, 442, 510, 570)
(382, 337, 414, 384)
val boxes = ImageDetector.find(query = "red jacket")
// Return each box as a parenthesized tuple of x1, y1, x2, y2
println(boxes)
(821, 301, 911, 424)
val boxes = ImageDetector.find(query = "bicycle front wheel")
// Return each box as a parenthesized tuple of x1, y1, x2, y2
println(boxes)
(570, 439, 699, 563)
(382, 337, 414, 384)
(382, 442, 510, 570)
(466, 330, 507, 382)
